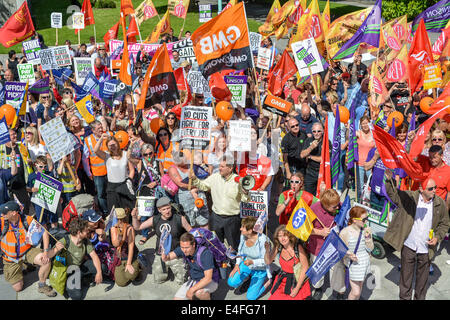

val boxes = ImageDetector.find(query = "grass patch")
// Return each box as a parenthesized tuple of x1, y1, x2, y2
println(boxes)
(0, 0, 365, 54)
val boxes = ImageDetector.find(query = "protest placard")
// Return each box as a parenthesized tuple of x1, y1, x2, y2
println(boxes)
(51, 12, 63, 29)
(186, 70, 212, 98)
(180, 106, 212, 150)
(22, 39, 41, 65)
(5, 81, 26, 104)
(256, 47, 272, 71)
(72, 12, 85, 30)
(137, 196, 156, 217)
(39, 48, 58, 71)
(39, 117, 76, 163)
(228, 120, 252, 152)
(172, 39, 197, 66)
(249, 32, 262, 54)
(17, 63, 35, 84)
(110, 59, 121, 76)
(263, 94, 292, 116)
(110, 39, 181, 61)
(52, 46, 72, 68)
(0, 117, 10, 145)
(240, 191, 268, 218)
(225, 75, 247, 108)
(199, 4, 212, 22)
(30, 172, 63, 213)
(74, 57, 94, 86)
(291, 37, 324, 77)
(423, 63, 442, 90)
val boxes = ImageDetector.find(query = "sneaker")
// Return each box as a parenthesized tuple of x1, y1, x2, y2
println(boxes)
(38, 284, 57, 297)
(312, 288, 323, 300)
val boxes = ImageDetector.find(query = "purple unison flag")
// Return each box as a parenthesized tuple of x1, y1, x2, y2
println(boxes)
(331, 105, 341, 186)
(29, 77, 50, 95)
(412, 0, 450, 33)
(332, 0, 382, 60)
(389, 117, 396, 137)
(347, 100, 359, 170)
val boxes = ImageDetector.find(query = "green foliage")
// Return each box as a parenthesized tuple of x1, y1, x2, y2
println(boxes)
(382, 0, 441, 22)
(94, 0, 116, 9)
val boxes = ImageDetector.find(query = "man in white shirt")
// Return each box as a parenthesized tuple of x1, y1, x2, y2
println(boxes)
(384, 170, 450, 300)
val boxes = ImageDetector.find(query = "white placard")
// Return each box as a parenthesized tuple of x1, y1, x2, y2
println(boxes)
(256, 47, 272, 71)
(39, 117, 76, 163)
(228, 120, 252, 152)
(137, 196, 156, 217)
(51, 12, 63, 29)
(291, 37, 324, 77)
(180, 106, 212, 150)
(186, 70, 212, 98)
(240, 190, 268, 218)
(249, 32, 262, 54)
(30, 173, 63, 214)
(39, 46, 72, 71)
(72, 12, 85, 30)
(73, 57, 94, 86)
(199, 4, 212, 22)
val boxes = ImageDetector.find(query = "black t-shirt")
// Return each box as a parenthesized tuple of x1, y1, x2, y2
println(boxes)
(300, 137, 322, 173)
(391, 89, 410, 114)
(153, 212, 184, 253)
(281, 130, 307, 173)
(5, 144, 26, 189)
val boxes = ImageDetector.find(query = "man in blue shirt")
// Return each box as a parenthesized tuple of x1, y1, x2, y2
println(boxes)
(162, 232, 218, 300)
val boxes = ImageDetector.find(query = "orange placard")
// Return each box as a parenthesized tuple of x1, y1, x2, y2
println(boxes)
(263, 94, 293, 116)
(111, 59, 121, 76)
(423, 62, 442, 90)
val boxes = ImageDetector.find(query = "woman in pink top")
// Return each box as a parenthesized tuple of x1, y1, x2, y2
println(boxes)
(356, 116, 375, 199)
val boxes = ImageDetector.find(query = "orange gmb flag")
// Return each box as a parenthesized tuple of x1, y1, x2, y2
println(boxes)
(146, 10, 171, 43)
(137, 43, 179, 110)
(135, 0, 159, 25)
(191, 2, 253, 78)
(0, 1, 35, 48)
(168, 0, 190, 19)
(76, 0, 95, 34)
(119, 13, 132, 86)
(104, 21, 120, 51)
(408, 19, 433, 93)
(121, 0, 135, 16)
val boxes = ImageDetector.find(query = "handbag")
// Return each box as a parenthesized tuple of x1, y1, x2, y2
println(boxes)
(160, 172, 179, 196)
(49, 251, 68, 296)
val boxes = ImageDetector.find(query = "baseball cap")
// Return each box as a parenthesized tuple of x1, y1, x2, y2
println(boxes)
(0, 201, 20, 215)
(156, 197, 171, 208)
(82, 209, 102, 223)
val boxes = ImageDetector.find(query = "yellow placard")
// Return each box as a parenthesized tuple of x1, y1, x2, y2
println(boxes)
(423, 63, 442, 90)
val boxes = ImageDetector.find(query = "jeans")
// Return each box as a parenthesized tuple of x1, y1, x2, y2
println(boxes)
(93, 175, 108, 215)
(227, 262, 267, 300)
(357, 166, 369, 200)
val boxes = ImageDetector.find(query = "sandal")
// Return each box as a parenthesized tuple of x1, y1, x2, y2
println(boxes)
(139, 238, 148, 245)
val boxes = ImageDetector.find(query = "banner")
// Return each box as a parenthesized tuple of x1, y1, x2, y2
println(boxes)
(30, 172, 63, 213)
(168, 0, 190, 19)
(39, 117, 76, 163)
(291, 38, 324, 77)
(75, 94, 95, 123)
(412, 0, 450, 33)
(72, 12, 85, 30)
(22, 39, 41, 65)
(0, 117, 10, 145)
(240, 191, 268, 218)
(0, 1, 35, 48)
(228, 120, 252, 152)
(191, 2, 253, 78)
(199, 4, 212, 22)
(17, 63, 35, 85)
(305, 230, 348, 286)
(74, 57, 95, 86)
(256, 47, 272, 70)
(286, 197, 317, 241)
(225, 75, 247, 107)
(263, 94, 292, 116)
(180, 106, 212, 150)
(51, 12, 63, 29)
(172, 39, 197, 66)
(137, 196, 156, 217)
(423, 62, 443, 89)
(5, 81, 26, 104)
(39, 46, 72, 71)
(186, 70, 212, 97)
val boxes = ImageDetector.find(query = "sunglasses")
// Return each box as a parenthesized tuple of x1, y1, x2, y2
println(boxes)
(25, 131, 33, 135)
(354, 217, 369, 223)
(158, 133, 168, 137)
(143, 152, 153, 156)
(312, 130, 322, 133)
(41, 96, 49, 99)
(290, 124, 299, 128)
(290, 180, 302, 184)
(432, 138, 443, 142)
(36, 164, 45, 169)
(63, 91, 72, 95)
(426, 186, 437, 191)
(167, 117, 175, 120)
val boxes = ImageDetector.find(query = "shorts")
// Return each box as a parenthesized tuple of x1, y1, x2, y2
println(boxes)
(174, 278, 218, 300)
(3, 247, 42, 285)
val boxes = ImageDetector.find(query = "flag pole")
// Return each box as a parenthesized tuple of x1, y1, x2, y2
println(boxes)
(354, 164, 358, 203)
(179, 16, 187, 40)
(55, 28, 58, 46)
(94, 24, 97, 44)
(134, 15, 143, 43)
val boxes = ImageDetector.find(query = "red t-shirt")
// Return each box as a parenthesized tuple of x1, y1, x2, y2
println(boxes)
(428, 164, 450, 201)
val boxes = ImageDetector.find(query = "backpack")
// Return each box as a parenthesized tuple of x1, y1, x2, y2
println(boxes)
(187, 228, 228, 283)
(62, 194, 95, 231)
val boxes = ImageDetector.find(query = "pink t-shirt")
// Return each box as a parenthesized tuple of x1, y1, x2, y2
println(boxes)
(357, 131, 376, 166)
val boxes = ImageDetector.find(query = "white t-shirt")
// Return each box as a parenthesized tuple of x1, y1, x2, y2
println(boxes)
(27, 143, 47, 162)
(105, 153, 128, 183)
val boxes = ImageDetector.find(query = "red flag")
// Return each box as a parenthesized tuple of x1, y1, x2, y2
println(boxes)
(103, 21, 120, 51)
(0, 2, 35, 48)
(121, 0, 135, 16)
(316, 115, 331, 196)
(75, 0, 95, 34)
(408, 19, 433, 93)
(209, 72, 232, 102)
(119, 13, 132, 86)
(372, 124, 427, 181)
(409, 105, 449, 159)
(267, 50, 297, 96)
(126, 16, 140, 43)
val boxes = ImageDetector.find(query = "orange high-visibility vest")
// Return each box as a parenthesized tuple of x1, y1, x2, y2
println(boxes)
(85, 133, 111, 177)
(0, 216, 33, 263)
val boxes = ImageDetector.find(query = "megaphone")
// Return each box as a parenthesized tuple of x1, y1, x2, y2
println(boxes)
(239, 175, 256, 191)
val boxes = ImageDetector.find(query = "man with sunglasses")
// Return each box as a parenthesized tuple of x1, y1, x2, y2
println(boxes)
(281, 118, 307, 183)
(384, 169, 450, 300)
(300, 122, 324, 194)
